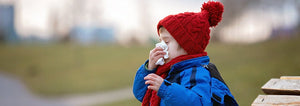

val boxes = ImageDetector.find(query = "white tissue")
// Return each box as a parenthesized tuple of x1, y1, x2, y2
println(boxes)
(155, 41, 169, 65)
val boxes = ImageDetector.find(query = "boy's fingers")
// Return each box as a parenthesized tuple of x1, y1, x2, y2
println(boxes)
(148, 73, 159, 78)
(144, 75, 154, 80)
(144, 74, 158, 80)
(150, 53, 163, 61)
(145, 80, 154, 85)
(153, 51, 166, 57)
(154, 46, 163, 51)
(150, 50, 163, 58)
(147, 86, 155, 90)
(150, 47, 163, 54)
(144, 74, 162, 91)
(152, 54, 165, 63)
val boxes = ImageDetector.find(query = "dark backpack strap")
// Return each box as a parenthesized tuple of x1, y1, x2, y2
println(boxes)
(203, 63, 228, 87)
(203, 63, 239, 106)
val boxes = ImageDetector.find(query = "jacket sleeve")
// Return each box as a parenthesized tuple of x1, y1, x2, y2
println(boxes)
(157, 67, 211, 106)
(133, 60, 156, 102)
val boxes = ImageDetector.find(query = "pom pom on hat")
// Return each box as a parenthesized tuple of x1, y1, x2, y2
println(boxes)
(201, 1, 224, 27)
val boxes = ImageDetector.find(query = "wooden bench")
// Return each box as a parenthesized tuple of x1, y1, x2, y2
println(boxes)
(252, 95, 300, 106)
(252, 76, 300, 106)
(261, 78, 300, 95)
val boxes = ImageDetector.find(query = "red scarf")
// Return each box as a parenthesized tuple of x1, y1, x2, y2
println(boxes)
(142, 53, 207, 106)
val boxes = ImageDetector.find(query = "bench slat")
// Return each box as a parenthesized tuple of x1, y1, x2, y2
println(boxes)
(261, 78, 300, 95)
(280, 76, 300, 80)
(252, 95, 300, 106)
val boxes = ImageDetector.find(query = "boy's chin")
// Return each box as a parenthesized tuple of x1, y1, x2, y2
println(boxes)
(165, 59, 171, 64)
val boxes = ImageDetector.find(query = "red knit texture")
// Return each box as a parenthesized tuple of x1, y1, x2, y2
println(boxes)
(157, 1, 224, 55)
(202, 1, 224, 27)
(142, 53, 207, 106)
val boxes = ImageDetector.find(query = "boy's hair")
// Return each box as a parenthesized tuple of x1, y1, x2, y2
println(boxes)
(157, 1, 224, 55)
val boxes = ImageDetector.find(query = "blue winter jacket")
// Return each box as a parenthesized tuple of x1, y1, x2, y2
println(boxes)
(133, 56, 238, 106)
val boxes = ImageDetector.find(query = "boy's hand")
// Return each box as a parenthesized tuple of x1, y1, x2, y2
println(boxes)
(144, 73, 164, 91)
(148, 47, 166, 70)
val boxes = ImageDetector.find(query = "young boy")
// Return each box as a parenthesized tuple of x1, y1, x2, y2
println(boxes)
(133, 1, 238, 106)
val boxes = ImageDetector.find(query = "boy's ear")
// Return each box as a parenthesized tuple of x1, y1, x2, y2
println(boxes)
(158, 27, 166, 35)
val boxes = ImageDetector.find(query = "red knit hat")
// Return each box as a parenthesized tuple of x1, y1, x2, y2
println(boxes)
(157, 1, 224, 55)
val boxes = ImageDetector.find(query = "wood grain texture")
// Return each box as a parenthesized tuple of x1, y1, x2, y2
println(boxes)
(261, 78, 300, 95)
(252, 95, 300, 106)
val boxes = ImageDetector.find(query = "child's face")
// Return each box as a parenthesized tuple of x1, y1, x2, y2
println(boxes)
(159, 27, 188, 63)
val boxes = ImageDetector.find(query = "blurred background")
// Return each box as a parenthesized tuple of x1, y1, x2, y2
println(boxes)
(0, 0, 299, 106)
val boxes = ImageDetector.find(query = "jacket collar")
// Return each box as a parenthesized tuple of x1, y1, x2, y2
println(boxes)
(169, 56, 210, 73)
